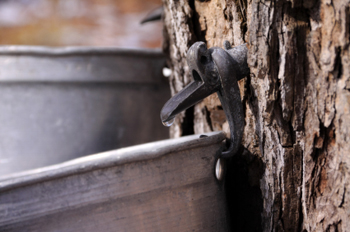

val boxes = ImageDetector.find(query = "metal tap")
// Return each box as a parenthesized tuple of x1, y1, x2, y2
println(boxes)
(161, 41, 249, 158)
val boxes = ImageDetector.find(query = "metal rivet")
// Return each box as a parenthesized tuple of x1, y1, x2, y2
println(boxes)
(215, 158, 225, 181)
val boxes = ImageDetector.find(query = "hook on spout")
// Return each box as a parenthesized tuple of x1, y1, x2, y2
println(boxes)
(160, 41, 249, 158)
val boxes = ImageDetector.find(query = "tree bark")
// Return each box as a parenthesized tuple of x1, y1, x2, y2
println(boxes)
(162, 0, 350, 231)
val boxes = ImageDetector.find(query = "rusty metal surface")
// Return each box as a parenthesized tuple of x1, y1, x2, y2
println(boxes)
(0, 46, 170, 176)
(0, 132, 228, 232)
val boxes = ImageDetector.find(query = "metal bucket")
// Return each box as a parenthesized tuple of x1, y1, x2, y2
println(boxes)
(0, 132, 228, 232)
(0, 46, 170, 176)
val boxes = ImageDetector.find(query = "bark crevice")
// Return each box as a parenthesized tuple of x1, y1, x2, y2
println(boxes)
(162, 0, 350, 230)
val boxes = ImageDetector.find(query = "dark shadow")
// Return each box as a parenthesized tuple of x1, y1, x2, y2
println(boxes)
(225, 146, 264, 232)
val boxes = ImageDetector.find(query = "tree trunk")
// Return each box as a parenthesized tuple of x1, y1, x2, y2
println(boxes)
(162, 0, 350, 231)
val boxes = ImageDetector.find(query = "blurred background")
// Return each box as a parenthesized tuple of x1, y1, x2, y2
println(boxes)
(0, 0, 163, 48)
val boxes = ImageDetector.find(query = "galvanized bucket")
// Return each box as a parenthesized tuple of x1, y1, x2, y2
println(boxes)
(0, 46, 170, 176)
(0, 132, 228, 232)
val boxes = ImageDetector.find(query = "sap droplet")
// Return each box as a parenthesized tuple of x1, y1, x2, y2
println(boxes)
(162, 117, 175, 127)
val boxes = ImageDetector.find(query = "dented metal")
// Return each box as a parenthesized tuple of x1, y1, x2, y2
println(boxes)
(0, 132, 228, 232)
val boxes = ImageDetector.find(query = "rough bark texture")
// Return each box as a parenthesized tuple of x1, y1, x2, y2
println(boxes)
(163, 0, 350, 231)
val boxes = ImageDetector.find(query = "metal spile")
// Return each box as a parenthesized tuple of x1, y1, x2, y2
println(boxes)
(160, 41, 249, 158)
